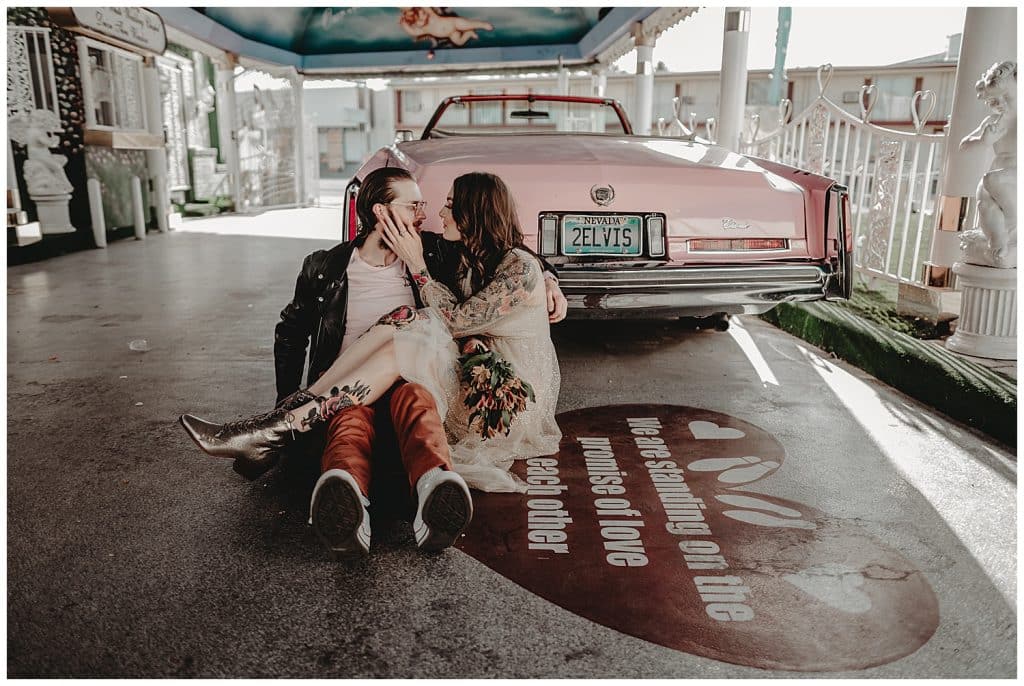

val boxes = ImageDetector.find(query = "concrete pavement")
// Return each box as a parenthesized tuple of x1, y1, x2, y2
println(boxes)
(7, 208, 1016, 677)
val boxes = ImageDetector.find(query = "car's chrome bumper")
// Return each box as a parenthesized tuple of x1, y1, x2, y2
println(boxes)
(558, 263, 848, 319)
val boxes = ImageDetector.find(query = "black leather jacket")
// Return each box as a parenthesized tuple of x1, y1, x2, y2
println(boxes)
(273, 233, 553, 404)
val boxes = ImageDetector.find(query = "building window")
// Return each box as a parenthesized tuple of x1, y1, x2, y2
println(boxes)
(402, 90, 422, 114)
(746, 79, 773, 106)
(6, 26, 59, 117)
(469, 89, 502, 127)
(874, 75, 915, 121)
(77, 36, 147, 132)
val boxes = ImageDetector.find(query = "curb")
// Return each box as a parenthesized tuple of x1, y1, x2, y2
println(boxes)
(759, 301, 1017, 447)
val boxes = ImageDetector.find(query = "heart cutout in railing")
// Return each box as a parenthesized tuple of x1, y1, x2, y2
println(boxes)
(816, 63, 834, 95)
(778, 98, 793, 126)
(456, 404, 940, 672)
(911, 89, 937, 133)
(859, 84, 878, 122)
(747, 113, 761, 144)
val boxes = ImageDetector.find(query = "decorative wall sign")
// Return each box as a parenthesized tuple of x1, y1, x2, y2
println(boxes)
(456, 404, 939, 672)
(49, 7, 166, 55)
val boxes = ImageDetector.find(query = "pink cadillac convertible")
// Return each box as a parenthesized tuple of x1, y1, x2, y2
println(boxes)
(344, 94, 852, 322)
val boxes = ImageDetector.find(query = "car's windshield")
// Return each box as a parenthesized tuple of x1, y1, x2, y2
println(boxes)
(427, 98, 629, 136)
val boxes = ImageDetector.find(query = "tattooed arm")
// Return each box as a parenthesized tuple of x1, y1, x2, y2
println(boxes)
(411, 251, 540, 338)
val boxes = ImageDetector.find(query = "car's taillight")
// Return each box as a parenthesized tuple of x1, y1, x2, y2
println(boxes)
(344, 180, 360, 241)
(647, 215, 665, 257)
(539, 213, 558, 255)
(689, 238, 788, 252)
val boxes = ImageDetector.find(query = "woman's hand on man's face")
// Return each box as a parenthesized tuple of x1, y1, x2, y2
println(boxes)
(379, 206, 427, 273)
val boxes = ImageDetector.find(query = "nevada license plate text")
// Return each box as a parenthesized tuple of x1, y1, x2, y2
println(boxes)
(562, 215, 642, 255)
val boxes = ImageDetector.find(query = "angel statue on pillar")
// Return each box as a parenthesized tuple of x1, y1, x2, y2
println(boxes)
(7, 108, 74, 196)
(959, 60, 1017, 268)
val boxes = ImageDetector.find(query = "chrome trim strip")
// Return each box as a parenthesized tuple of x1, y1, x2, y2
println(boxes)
(559, 264, 835, 318)
(557, 265, 828, 290)
(824, 183, 852, 300)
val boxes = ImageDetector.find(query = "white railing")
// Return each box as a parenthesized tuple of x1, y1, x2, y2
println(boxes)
(740, 64, 947, 286)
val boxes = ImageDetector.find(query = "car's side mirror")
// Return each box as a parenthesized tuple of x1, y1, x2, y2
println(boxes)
(394, 129, 415, 143)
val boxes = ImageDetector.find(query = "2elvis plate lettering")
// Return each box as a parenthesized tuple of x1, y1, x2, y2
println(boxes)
(561, 214, 642, 256)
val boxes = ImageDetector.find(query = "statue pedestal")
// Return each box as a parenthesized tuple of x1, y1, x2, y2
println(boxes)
(32, 193, 75, 234)
(946, 261, 1017, 360)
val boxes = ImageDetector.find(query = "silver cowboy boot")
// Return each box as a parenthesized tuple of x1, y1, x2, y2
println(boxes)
(179, 389, 316, 479)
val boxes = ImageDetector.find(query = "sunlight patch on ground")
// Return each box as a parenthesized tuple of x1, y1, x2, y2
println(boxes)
(796, 343, 1017, 605)
(728, 317, 779, 386)
(173, 207, 344, 241)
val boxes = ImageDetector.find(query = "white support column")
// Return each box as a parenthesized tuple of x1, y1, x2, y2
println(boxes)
(87, 177, 106, 248)
(131, 176, 146, 240)
(942, 8, 1018, 359)
(215, 63, 241, 208)
(716, 7, 751, 152)
(923, 7, 1017, 289)
(591, 68, 607, 98)
(557, 57, 569, 95)
(142, 59, 169, 233)
(632, 23, 656, 136)
(555, 57, 570, 132)
(290, 69, 306, 206)
(591, 68, 607, 133)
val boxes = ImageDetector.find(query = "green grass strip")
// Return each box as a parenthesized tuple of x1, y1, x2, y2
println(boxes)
(760, 301, 1017, 446)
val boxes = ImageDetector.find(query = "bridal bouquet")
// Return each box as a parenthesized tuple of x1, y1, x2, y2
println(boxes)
(458, 337, 535, 439)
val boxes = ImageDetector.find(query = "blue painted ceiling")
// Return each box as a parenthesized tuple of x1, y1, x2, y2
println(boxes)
(197, 7, 608, 55)
(161, 7, 657, 73)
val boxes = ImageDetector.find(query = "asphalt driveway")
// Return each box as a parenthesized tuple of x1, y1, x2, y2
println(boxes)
(7, 210, 1015, 677)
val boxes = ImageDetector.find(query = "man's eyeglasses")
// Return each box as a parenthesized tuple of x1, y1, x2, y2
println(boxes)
(388, 201, 427, 212)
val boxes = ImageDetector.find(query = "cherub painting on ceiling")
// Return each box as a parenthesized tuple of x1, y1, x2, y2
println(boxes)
(398, 7, 493, 48)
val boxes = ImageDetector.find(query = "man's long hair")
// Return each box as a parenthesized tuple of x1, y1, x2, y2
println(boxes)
(451, 172, 524, 293)
(354, 167, 414, 246)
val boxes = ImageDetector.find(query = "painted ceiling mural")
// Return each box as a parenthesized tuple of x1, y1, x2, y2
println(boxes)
(197, 7, 609, 55)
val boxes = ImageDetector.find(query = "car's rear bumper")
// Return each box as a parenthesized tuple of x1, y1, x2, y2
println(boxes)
(558, 262, 849, 319)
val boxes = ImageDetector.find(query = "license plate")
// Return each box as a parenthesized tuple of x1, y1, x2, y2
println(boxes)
(561, 214, 642, 256)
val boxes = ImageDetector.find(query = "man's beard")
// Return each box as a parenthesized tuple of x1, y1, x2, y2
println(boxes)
(377, 222, 422, 253)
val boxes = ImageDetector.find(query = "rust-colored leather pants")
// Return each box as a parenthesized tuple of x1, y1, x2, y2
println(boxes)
(321, 381, 452, 496)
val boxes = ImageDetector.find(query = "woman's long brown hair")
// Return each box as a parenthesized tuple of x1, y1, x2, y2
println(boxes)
(451, 172, 524, 293)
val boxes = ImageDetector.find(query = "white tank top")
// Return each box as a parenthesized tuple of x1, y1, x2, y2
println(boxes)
(339, 247, 416, 354)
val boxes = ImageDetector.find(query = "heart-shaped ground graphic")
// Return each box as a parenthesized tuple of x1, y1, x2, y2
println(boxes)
(783, 564, 873, 614)
(688, 420, 745, 440)
(456, 404, 938, 672)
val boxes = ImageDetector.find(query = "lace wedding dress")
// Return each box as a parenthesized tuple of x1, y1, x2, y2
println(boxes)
(392, 248, 562, 492)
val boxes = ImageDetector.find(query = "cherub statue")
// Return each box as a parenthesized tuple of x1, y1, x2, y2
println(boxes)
(398, 7, 493, 48)
(7, 109, 73, 196)
(958, 60, 1017, 268)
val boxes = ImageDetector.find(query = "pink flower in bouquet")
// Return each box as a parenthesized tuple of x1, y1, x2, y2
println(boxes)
(471, 364, 490, 386)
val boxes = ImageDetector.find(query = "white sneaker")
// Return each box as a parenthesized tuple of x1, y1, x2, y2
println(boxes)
(309, 469, 371, 557)
(413, 467, 473, 552)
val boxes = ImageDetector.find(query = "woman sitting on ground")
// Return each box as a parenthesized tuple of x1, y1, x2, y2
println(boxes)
(181, 171, 562, 495)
